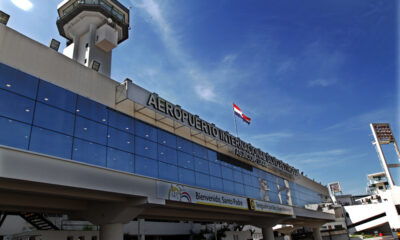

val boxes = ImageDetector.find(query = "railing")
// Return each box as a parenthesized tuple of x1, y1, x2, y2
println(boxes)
(62, 0, 125, 23)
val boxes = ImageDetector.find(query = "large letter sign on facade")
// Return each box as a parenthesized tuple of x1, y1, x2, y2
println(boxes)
(145, 93, 299, 177)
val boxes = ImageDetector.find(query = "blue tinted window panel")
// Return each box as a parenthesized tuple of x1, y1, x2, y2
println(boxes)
(157, 129, 176, 148)
(135, 136, 157, 159)
(195, 157, 209, 174)
(159, 162, 178, 182)
(135, 121, 157, 141)
(177, 151, 194, 169)
(220, 160, 232, 168)
(75, 116, 107, 145)
(223, 179, 235, 194)
(241, 167, 252, 175)
(135, 155, 158, 178)
(209, 162, 221, 177)
(158, 145, 177, 165)
(207, 149, 217, 161)
(72, 139, 106, 167)
(266, 172, 276, 182)
(30, 127, 73, 159)
(269, 192, 280, 204)
(176, 136, 192, 154)
(108, 110, 134, 134)
(210, 177, 223, 191)
(76, 96, 108, 123)
(0, 89, 35, 124)
(37, 80, 77, 113)
(252, 176, 260, 188)
(0, 117, 30, 149)
(107, 127, 134, 153)
(221, 166, 233, 179)
(281, 192, 288, 205)
(251, 168, 259, 177)
(277, 177, 285, 187)
(233, 170, 243, 183)
(210, 158, 222, 165)
(34, 103, 75, 135)
(0, 64, 38, 99)
(243, 174, 252, 186)
(268, 180, 278, 193)
(107, 147, 134, 173)
(193, 143, 207, 159)
(178, 168, 195, 185)
(245, 186, 260, 199)
(234, 182, 245, 195)
(195, 172, 210, 188)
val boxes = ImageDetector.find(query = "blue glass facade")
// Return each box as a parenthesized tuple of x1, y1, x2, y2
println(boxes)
(0, 63, 324, 207)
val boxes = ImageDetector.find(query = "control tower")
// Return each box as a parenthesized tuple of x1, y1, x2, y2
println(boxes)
(56, 0, 130, 77)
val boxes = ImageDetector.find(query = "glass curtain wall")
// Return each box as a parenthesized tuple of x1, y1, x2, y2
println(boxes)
(0, 63, 325, 207)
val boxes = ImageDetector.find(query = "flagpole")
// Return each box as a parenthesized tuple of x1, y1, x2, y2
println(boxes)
(233, 102, 239, 138)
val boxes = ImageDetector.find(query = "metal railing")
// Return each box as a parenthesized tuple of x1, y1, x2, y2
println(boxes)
(62, 0, 125, 23)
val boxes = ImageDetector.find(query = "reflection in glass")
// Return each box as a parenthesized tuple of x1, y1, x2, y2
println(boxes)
(135, 155, 158, 178)
(0, 89, 35, 124)
(72, 138, 106, 167)
(107, 147, 134, 172)
(30, 127, 73, 159)
(0, 116, 30, 149)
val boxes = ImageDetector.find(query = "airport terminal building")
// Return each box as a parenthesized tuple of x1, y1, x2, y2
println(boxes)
(0, 1, 334, 240)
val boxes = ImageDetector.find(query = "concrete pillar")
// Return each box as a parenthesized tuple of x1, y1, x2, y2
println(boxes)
(138, 218, 145, 240)
(72, 35, 79, 61)
(284, 234, 291, 240)
(312, 227, 322, 240)
(100, 223, 124, 240)
(262, 226, 274, 240)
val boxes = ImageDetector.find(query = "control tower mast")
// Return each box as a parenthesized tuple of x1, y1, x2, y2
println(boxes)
(56, 0, 130, 77)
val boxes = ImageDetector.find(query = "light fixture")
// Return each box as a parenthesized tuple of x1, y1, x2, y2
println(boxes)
(0, 11, 10, 25)
(90, 60, 101, 72)
(49, 39, 60, 51)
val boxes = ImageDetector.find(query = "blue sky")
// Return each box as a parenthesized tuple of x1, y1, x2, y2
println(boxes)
(1, 0, 399, 195)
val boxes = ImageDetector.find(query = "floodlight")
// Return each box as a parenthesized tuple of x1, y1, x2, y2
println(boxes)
(0, 11, 10, 25)
(371, 123, 395, 144)
(90, 60, 101, 72)
(49, 39, 60, 51)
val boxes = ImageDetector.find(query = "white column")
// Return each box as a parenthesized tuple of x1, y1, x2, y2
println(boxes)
(100, 223, 124, 240)
(312, 227, 322, 240)
(138, 218, 145, 240)
(262, 226, 274, 240)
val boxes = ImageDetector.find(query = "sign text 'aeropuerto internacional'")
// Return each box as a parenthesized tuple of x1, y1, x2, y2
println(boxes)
(147, 93, 299, 176)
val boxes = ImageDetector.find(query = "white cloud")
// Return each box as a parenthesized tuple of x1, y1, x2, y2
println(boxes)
(308, 78, 337, 87)
(249, 132, 293, 141)
(325, 108, 392, 131)
(282, 149, 347, 165)
(195, 84, 216, 102)
(11, 0, 33, 11)
(132, 0, 219, 102)
(222, 54, 237, 64)
(276, 60, 294, 75)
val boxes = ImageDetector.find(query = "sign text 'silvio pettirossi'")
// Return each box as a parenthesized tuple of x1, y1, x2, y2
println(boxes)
(248, 198, 294, 215)
(147, 93, 299, 176)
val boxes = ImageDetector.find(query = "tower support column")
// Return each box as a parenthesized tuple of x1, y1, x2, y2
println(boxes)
(72, 35, 79, 60)
(100, 223, 124, 240)
(312, 227, 322, 240)
(262, 226, 275, 240)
